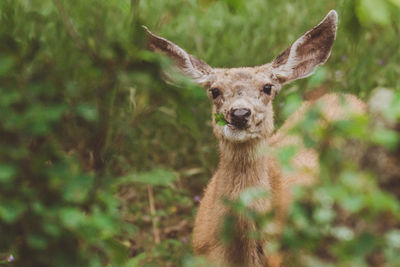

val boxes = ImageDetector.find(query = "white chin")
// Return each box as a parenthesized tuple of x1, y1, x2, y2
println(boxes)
(222, 125, 260, 142)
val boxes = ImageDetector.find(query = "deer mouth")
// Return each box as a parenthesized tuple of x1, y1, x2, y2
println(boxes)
(220, 116, 262, 142)
(223, 124, 262, 142)
(228, 123, 249, 130)
(227, 119, 262, 131)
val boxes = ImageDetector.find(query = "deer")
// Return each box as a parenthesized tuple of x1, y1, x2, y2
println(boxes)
(145, 10, 366, 267)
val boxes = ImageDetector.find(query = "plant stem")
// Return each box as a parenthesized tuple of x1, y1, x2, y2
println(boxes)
(147, 185, 161, 244)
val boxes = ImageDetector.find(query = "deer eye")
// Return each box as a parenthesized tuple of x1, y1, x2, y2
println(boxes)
(263, 84, 273, 95)
(210, 88, 221, 99)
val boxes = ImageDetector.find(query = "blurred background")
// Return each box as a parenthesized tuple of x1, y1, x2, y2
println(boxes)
(0, 0, 399, 266)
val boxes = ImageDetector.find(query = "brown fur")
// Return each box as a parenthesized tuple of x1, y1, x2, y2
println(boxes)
(145, 10, 366, 267)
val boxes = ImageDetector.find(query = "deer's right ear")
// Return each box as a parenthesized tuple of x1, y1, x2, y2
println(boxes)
(271, 10, 338, 85)
(144, 26, 213, 85)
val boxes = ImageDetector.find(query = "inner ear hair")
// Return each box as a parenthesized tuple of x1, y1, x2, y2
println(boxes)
(271, 10, 338, 84)
(143, 26, 213, 85)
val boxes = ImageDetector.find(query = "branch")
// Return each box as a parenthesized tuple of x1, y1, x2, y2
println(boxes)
(147, 185, 161, 244)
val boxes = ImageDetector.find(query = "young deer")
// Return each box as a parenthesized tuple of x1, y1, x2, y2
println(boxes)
(146, 10, 365, 266)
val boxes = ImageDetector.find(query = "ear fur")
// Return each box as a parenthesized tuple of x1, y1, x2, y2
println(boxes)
(272, 10, 338, 84)
(143, 26, 213, 85)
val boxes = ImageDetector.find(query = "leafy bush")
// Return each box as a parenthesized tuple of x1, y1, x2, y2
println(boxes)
(0, 0, 166, 265)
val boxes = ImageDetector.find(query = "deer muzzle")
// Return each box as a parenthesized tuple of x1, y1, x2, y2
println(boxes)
(230, 108, 251, 129)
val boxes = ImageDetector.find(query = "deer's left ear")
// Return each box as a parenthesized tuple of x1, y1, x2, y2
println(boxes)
(271, 10, 338, 84)
(144, 27, 213, 85)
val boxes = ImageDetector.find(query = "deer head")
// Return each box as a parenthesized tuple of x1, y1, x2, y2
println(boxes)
(145, 10, 338, 143)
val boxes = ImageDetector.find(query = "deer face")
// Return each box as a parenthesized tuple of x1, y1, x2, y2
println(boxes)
(205, 66, 279, 142)
(145, 10, 338, 143)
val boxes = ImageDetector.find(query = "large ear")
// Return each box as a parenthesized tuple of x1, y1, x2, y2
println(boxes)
(271, 10, 338, 84)
(143, 26, 213, 85)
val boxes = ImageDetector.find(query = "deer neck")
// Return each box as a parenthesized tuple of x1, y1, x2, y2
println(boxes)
(212, 139, 273, 265)
(216, 139, 271, 198)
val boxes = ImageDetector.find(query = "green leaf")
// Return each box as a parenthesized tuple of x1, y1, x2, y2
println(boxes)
(340, 171, 363, 191)
(340, 195, 364, 213)
(124, 253, 146, 267)
(63, 174, 94, 203)
(0, 165, 16, 183)
(331, 226, 354, 241)
(103, 238, 129, 265)
(0, 200, 26, 223)
(60, 208, 86, 229)
(313, 208, 335, 224)
(214, 113, 228, 126)
(90, 213, 118, 239)
(371, 128, 399, 149)
(239, 187, 269, 207)
(27, 234, 47, 250)
(77, 104, 98, 121)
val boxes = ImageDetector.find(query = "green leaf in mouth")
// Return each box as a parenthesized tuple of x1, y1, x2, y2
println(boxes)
(214, 113, 229, 126)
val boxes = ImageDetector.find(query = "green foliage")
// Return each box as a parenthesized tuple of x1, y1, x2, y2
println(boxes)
(0, 0, 166, 265)
(356, 0, 400, 26)
(0, 0, 399, 266)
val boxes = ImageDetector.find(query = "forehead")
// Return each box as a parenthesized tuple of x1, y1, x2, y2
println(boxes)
(210, 66, 272, 90)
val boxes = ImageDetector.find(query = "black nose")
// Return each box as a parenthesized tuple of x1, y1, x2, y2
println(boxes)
(230, 108, 251, 128)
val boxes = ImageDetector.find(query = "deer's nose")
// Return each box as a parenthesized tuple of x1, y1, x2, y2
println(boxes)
(230, 108, 251, 129)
